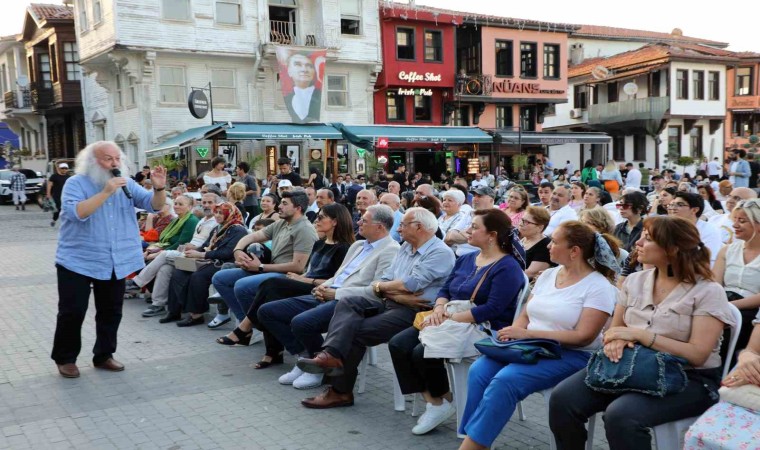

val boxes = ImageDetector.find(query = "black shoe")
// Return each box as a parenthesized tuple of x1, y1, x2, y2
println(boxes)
(21, 205, 25, 211)
(177, 316, 205, 327)
(159, 314, 181, 324)
(50, 221, 55, 227)
(15, 206, 19, 210)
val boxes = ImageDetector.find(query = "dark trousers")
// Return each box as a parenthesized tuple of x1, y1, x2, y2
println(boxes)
(51, 265, 124, 365)
(247, 277, 314, 357)
(258, 295, 336, 356)
(323, 296, 417, 394)
(167, 264, 220, 316)
(52, 196, 62, 222)
(388, 326, 450, 398)
(548, 368, 721, 450)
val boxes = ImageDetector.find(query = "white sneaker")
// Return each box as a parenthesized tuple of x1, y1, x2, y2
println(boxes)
(292, 372, 323, 390)
(278, 365, 304, 385)
(411, 399, 455, 435)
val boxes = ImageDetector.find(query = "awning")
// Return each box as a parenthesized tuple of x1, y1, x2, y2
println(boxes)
(146, 123, 229, 157)
(223, 123, 343, 140)
(496, 131, 611, 146)
(335, 124, 494, 149)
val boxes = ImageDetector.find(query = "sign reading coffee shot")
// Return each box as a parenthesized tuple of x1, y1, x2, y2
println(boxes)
(188, 90, 209, 119)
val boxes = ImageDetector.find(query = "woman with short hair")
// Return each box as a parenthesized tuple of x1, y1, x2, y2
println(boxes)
(518, 205, 553, 280)
(501, 187, 528, 225)
(203, 156, 232, 193)
(439, 190, 471, 250)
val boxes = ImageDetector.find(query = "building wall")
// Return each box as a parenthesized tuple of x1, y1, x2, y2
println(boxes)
(668, 62, 727, 117)
(568, 38, 649, 61)
(725, 62, 760, 151)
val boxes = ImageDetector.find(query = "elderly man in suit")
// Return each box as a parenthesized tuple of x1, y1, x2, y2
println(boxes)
(284, 53, 321, 123)
(257, 204, 400, 389)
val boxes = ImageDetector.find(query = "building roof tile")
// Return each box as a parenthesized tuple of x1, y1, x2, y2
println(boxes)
(29, 3, 74, 22)
(572, 25, 728, 48)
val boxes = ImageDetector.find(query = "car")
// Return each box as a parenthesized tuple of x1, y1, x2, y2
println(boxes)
(0, 168, 45, 204)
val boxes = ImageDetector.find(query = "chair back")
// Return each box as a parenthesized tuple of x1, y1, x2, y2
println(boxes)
(514, 271, 531, 317)
(722, 303, 742, 378)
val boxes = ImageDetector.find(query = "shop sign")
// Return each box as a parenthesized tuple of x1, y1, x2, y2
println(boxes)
(398, 71, 442, 84)
(188, 90, 209, 119)
(477, 78, 565, 96)
(376, 137, 389, 149)
(397, 87, 433, 96)
(356, 148, 367, 157)
(195, 147, 209, 158)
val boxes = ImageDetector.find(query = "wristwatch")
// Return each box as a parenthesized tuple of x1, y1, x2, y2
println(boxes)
(258, 264, 265, 274)
(373, 282, 382, 297)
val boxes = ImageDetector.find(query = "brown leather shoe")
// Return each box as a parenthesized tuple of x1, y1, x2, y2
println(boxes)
(57, 363, 80, 378)
(301, 387, 354, 409)
(297, 351, 344, 376)
(93, 358, 125, 372)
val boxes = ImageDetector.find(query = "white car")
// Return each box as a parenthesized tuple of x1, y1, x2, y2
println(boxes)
(0, 169, 44, 203)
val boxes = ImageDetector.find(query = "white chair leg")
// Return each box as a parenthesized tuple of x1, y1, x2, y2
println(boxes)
(368, 346, 378, 366)
(392, 374, 406, 411)
(357, 351, 369, 394)
(411, 393, 425, 417)
(446, 362, 470, 439)
(586, 414, 597, 450)
(517, 401, 527, 421)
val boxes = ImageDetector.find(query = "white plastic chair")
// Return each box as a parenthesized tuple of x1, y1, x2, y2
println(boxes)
(586, 303, 742, 450)
(446, 272, 532, 439)
(356, 346, 378, 394)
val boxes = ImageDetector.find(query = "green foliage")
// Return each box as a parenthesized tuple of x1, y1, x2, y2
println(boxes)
(245, 154, 266, 175)
(749, 135, 759, 145)
(511, 154, 529, 171)
(676, 156, 695, 168)
(150, 155, 180, 171)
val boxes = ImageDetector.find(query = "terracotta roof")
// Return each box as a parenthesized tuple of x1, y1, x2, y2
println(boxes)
(570, 43, 741, 79)
(29, 3, 74, 22)
(573, 25, 728, 48)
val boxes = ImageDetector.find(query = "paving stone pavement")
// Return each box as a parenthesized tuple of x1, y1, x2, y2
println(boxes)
(0, 203, 609, 449)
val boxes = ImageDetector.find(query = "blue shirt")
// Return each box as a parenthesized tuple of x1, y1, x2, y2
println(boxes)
(331, 237, 391, 288)
(436, 251, 524, 330)
(56, 174, 157, 280)
(381, 236, 455, 305)
(390, 209, 403, 242)
(733, 159, 751, 188)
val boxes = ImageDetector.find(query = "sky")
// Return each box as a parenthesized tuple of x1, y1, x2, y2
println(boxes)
(0, 0, 754, 52)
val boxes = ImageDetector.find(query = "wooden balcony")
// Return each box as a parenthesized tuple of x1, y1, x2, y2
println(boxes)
(30, 84, 54, 111)
(2, 89, 32, 110)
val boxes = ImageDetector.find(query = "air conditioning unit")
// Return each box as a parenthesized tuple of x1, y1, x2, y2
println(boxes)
(569, 108, 583, 119)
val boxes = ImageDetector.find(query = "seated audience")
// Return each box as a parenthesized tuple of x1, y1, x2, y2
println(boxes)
(518, 205, 553, 280)
(569, 182, 586, 211)
(250, 193, 280, 227)
(500, 187, 528, 225)
(582, 187, 602, 210)
(708, 187, 757, 244)
(667, 192, 722, 266)
(613, 191, 648, 252)
(544, 184, 578, 237)
(439, 190, 472, 252)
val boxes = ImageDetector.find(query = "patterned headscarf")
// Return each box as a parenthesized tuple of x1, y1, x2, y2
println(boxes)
(510, 228, 527, 270)
(590, 232, 621, 274)
(207, 202, 244, 250)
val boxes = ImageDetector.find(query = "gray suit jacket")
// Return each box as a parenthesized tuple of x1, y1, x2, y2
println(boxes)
(321, 236, 400, 301)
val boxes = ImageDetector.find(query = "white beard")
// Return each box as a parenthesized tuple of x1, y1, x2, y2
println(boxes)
(86, 163, 129, 188)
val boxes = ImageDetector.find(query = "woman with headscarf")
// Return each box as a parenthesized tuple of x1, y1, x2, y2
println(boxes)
(161, 203, 249, 327)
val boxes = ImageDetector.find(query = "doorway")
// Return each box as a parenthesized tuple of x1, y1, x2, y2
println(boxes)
(413, 150, 447, 180)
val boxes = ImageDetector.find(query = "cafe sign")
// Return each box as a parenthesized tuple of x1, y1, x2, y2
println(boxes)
(398, 71, 442, 84)
(397, 87, 433, 96)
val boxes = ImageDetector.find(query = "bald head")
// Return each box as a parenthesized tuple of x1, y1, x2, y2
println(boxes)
(355, 189, 377, 213)
(379, 193, 401, 211)
(726, 187, 758, 213)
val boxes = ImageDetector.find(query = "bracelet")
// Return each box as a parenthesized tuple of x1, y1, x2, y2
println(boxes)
(154, 186, 166, 192)
(647, 333, 657, 348)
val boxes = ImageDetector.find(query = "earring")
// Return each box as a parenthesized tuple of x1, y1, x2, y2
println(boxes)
(666, 264, 674, 277)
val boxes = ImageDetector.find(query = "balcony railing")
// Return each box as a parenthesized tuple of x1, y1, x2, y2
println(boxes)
(30, 84, 54, 111)
(588, 97, 670, 125)
(3, 89, 32, 109)
(267, 20, 340, 49)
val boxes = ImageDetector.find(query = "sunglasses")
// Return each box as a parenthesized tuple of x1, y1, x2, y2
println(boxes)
(615, 203, 633, 210)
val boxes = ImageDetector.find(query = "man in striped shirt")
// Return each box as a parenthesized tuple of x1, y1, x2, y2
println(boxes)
(10, 165, 27, 211)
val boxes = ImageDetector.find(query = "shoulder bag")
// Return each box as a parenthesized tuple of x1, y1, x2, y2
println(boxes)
(473, 329, 562, 364)
(584, 344, 688, 397)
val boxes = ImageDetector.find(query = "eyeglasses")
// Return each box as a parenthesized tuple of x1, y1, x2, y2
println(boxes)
(667, 202, 690, 209)
(397, 220, 421, 228)
(519, 218, 539, 227)
(615, 203, 633, 210)
(315, 214, 328, 222)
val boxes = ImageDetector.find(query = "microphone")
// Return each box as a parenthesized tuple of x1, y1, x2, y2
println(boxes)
(110, 168, 133, 199)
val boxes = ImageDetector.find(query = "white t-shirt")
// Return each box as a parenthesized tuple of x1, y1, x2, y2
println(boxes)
(695, 219, 722, 267)
(708, 213, 734, 244)
(625, 168, 642, 189)
(544, 204, 578, 237)
(707, 160, 721, 177)
(527, 267, 617, 350)
(203, 173, 232, 191)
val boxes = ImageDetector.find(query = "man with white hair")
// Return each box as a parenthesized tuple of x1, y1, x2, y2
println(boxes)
(297, 207, 454, 409)
(353, 189, 377, 239)
(52, 141, 167, 378)
(379, 192, 404, 242)
(9, 165, 27, 211)
(388, 181, 401, 196)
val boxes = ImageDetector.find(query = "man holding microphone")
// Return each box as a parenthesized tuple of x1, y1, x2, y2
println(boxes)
(52, 141, 167, 378)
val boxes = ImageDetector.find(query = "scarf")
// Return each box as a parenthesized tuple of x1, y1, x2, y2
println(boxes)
(156, 211, 193, 248)
(208, 202, 244, 251)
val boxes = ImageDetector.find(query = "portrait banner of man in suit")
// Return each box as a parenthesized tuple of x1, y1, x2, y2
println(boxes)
(275, 46, 327, 124)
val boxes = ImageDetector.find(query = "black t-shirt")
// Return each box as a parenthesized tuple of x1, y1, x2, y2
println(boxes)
(48, 172, 70, 199)
(525, 236, 553, 268)
(305, 240, 351, 279)
(278, 171, 303, 186)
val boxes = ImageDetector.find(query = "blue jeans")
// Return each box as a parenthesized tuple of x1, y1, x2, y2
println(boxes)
(211, 268, 285, 321)
(257, 295, 336, 356)
(459, 349, 591, 447)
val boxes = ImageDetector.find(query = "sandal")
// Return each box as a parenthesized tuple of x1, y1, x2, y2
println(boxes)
(254, 353, 284, 370)
(216, 327, 253, 346)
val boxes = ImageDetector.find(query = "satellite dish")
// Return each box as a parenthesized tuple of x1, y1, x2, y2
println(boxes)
(591, 66, 609, 80)
(16, 75, 29, 88)
(623, 82, 638, 96)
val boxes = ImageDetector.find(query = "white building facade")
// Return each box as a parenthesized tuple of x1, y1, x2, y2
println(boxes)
(74, 0, 381, 177)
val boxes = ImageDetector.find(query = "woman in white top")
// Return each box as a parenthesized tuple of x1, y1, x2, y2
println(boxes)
(457, 221, 619, 450)
(713, 198, 760, 351)
(203, 157, 232, 194)
(439, 190, 471, 251)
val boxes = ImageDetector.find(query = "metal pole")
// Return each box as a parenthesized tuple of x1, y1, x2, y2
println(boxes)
(207, 82, 214, 125)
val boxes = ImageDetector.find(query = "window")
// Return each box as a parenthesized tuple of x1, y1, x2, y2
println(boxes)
(340, 0, 361, 35)
(736, 67, 753, 96)
(78, 0, 88, 30)
(93, 0, 102, 23)
(668, 126, 681, 156)
(676, 69, 688, 99)
(607, 82, 618, 103)
(424, 31, 442, 62)
(210, 69, 236, 105)
(649, 71, 661, 97)
(634, 134, 647, 161)
(692, 70, 704, 100)
(386, 91, 405, 121)
(114, 74, 124, 109)
(326, 74, 348, 107)
(63, 43, 80, 81)
(495, 40, 513, 77)
(216, 0, 241, 25)
(495, 105, 513, 129)
(690, 126, 703, 159)
(414, 95, 432, 121)
(49, 44, 58, 83)
(94, 122, 106, 141)
(452, 106, 469, 126)
(38, 54, 52, 88)
(127, 76, 136, 106)
(708, 71, 720, 100)
(519, 106, 536, 131)
(162, 0, 191, 21)
(573, 85, 588, 109)
(396, 28, 414, 60)
(733, 113, 752, 136)
(520, 43, 537, 77)
(159, 66, 186, 103)
(543, 44, 560, 79)
(613, 136, 625, 161)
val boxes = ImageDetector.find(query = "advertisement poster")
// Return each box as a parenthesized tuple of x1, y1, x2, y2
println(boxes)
(275, 46, 327, 124)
